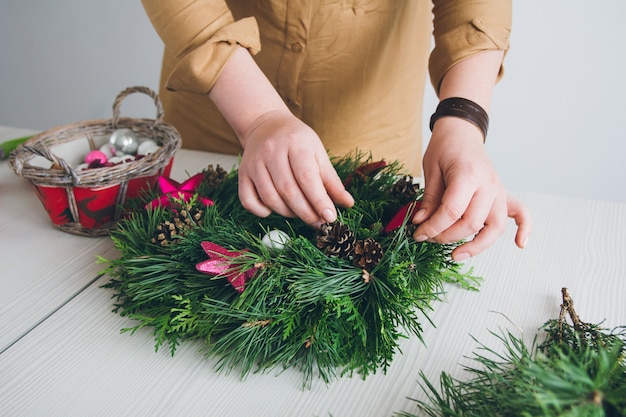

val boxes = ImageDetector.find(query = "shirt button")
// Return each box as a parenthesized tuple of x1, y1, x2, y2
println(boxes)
(291, 42, 303, 53)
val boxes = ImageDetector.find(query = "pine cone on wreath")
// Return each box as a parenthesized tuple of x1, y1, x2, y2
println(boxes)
(404, 223, 418, 238)
(203, 164, 228, 190)
(174, 205, 204, 230)
(391, 175, 420, 202)
(151, 220, 182, 246)
(316, 221, 356, 259)
(351, 237, 384, 271)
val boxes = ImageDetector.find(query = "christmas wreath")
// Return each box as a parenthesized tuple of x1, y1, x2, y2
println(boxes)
(102, 153, 479, 386)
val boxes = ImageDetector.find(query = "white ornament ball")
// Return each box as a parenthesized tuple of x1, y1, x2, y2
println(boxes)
(137, 139, 159, 155)
(99, 144, 114, 158)
(261, 230, 290, 251)
(108, 156, 124, 164)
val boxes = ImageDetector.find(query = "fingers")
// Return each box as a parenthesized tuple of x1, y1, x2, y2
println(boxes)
(317, 154, 355, 209)
(238, 149, 353, 227)
(450, 194, 531, 260)
(411, 164, 529, 261)
(449, 192, 507, 261)
(413, 178, 489, 243)
(507, 194, 532, 248)
(239, 153, 319, 224)
(414, 190, 531, 262)
(414, 182, 507, 261)
(271, 151, 337, 225)
(238, 164, 294, 218)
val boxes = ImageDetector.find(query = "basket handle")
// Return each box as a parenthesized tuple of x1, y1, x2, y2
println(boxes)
(111, 86, 164, 128)
(12, 144, 82, 185)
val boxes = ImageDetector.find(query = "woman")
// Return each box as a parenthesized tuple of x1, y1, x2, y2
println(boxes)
(141, 0, 531, 261)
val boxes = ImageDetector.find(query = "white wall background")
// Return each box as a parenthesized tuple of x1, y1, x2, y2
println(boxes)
(2, 1, 625, 203)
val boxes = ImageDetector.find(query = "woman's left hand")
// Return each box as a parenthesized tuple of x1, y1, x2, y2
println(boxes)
(411, 117, 531, 261)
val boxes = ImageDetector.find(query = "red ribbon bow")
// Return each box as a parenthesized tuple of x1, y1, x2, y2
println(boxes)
(343, 160, 387, 187)
(145, 173, 214, 209)
(195, 241, 258, 293)
(384, 200, 422, 233)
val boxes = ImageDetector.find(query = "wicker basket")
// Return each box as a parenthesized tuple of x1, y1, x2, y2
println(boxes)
(10, 86, 181, 236)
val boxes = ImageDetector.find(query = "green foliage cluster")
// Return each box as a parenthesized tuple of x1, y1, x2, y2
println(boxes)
(101, 154, 478, 386)
(399, 290, 626, 417)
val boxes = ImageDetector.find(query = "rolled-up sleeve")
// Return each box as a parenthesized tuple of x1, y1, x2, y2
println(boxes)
(429, 0, 512, 93)
(142, 0, 261, 94)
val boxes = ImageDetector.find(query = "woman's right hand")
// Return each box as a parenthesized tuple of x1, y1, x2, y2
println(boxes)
(237, 109, 354, 227)
(209, 47, 353, 227)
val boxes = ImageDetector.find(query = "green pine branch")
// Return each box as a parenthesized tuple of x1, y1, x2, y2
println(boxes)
(399, 289, 626, 417)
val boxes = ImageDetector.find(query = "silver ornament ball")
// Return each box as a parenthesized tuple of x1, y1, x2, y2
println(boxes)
(109, 128, 139, 155)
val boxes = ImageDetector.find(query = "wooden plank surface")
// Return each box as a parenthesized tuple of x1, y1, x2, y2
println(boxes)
(0, 127, 118, 351)
(1, 192, 624, 416)
(1, 132, 624, 416)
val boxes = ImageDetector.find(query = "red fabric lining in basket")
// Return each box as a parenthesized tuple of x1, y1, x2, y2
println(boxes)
(33, 158, 173, 230)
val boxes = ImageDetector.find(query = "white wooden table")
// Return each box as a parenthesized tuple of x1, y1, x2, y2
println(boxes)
(1, 126, 624, 417)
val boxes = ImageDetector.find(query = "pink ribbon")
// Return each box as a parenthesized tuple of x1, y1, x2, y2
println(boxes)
(195, 241, 258, 293)
(145, 173, 213, 209)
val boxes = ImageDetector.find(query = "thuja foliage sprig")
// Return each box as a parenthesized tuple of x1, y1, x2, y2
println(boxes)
(399, 288, 626, 417)
(101, 152, 478, 387)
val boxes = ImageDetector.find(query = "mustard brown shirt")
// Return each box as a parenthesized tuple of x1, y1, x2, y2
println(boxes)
(142, 0, 511, 175)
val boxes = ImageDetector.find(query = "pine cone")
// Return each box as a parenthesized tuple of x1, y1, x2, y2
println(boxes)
(151, 220, 182, 246)
(351, 237, 384, 270)
(391, 175, 420, 202)
(174, 204, 204, 230)
(316, 222, 356, 258)
(203, 164, 227, 190)
(404, 223, 418, 238)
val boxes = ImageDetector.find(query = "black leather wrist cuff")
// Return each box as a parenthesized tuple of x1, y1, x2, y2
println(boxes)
(429, 97, 489, 142)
